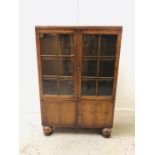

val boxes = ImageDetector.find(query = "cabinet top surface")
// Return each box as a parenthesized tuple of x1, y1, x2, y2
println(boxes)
(35, 26, 122, 31)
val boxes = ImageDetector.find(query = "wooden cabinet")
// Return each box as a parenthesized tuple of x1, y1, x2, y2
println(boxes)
(35, 26, 122, 138)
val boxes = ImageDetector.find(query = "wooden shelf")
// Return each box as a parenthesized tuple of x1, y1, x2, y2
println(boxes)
(43, 75, 73, 80)
(82, 76, 114, 80)
(41, 54, 57, 57)
(83, 56, 115, 61)
(41, 55, 74, 60)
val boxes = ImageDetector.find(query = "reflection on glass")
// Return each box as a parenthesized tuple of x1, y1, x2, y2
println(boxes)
(82, 60, 97, 76)
(40, 34, 57, 55)
(59, 59, 73, 76)
(59, 34, 73, 55)
(42, 59, 57, 75)
(100, 35, 117, 56)
(43, 80, 58, 94)
(60, 80, 73, 95)
(99, 60, 115, 77)
(83, 35, 99, 56)
(98, 80, 113, 96)
(81, 80, 96, 96)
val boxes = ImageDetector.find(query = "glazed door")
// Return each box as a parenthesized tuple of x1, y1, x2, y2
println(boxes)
(78, 31, 118, 127)
(81, 32, 117, 98)
(39, 32, 76, 98)
(38, 30, 77, 126)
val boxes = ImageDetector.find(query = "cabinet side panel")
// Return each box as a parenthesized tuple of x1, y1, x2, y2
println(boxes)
(35, 28, 43, 97)
(112, 30, 122, 101)
(35, 28, 45, 125)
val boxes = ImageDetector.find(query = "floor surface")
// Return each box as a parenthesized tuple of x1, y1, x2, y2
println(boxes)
(20, 110, 135, 155)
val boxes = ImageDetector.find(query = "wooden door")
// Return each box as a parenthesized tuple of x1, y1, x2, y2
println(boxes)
(36, 28, 78, 126)
(78, 29, 121, 127)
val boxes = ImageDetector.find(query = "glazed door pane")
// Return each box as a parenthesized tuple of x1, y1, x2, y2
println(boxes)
(59, 80, 73, 95)
(40, 33, 74, 96)
(42, 59, 57, 75)
(99, 60, 115, 77)
(40, 34, 57, 55)
(98, 80, 113, 96)
(59, 34, 74, 55)
(43, 80, 58, 95)
(83, 35, 99, 56)
(82, 59, 97, 77)
(100, 35, 117, 56)
(59, 58, 73, 76)
(81, 80, 96, 96)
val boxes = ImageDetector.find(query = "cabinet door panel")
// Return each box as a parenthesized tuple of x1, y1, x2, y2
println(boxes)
(79, 101, 113, 127)
(42, 102, 76, 125)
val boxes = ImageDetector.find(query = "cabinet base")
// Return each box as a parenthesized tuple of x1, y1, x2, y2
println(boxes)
(42, 126, 112, 138)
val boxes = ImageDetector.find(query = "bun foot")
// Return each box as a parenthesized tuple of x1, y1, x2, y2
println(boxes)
(43, 126, 53, 135)
(101, 128, 112, 138)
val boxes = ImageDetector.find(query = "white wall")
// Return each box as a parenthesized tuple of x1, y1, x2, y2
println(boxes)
(20, 0, 134, 113)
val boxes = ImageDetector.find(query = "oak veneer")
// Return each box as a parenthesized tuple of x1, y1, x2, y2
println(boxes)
(35, 26, 122, 138)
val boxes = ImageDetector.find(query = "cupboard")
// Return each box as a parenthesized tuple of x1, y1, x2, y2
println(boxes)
(35, 26, 122, 138)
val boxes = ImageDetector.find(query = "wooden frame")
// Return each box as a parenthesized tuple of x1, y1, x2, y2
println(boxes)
(35, 26, 122, 138)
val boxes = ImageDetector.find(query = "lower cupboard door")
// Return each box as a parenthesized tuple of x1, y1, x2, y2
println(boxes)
(78, 101, 114, 128)
(41, 101, 76, 126)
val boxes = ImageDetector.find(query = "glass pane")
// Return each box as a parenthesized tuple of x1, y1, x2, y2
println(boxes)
(42, 60, 57, 75)
(59, 59, 73, 76)
(98, 80, 113, 96)
(43, 80, 58, 94)
(83, 34, 99, 56)
(100, 35, 117, 56)
(99, 60, 115, 77)
(40, 34, 57, 55)
(82, 60, 97, 76)
(81, 80, 96, 96)
(59, 34, 74, 55)
(42, 59, 57, 75)
(60, 80, 73, 95)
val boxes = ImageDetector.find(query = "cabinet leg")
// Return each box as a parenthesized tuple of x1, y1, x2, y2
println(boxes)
(101, 128, 112, 138)
(43, 126, 53, 135)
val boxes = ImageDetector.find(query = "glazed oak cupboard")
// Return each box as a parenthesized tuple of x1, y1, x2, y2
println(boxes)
(35, 26, 122, 138)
